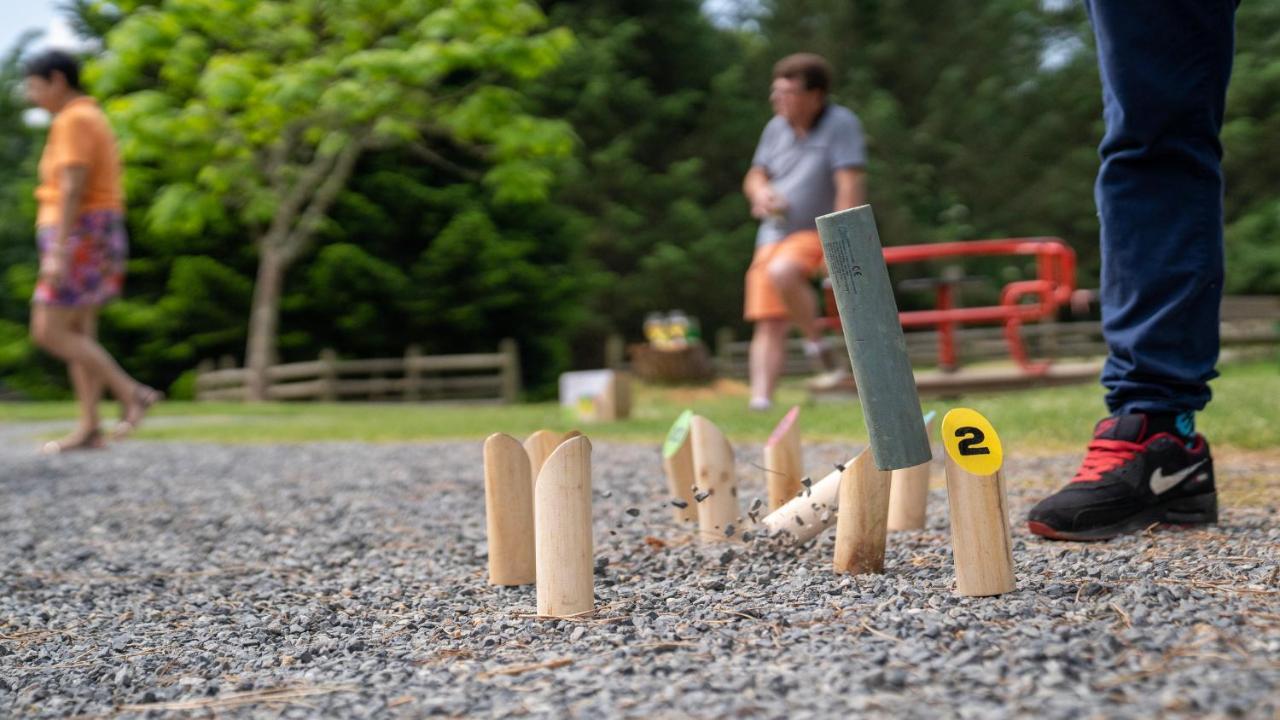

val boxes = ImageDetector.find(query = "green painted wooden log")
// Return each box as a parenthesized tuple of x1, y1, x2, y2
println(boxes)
(816, 204, 931, 471)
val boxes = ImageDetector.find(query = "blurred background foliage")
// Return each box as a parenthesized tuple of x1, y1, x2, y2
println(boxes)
(1, 0, 1278, 399)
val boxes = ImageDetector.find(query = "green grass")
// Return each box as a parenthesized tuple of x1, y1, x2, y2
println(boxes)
(2, 360, 1277, 451)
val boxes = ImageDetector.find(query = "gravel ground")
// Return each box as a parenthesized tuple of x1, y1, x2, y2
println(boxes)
(1, 424, 1278, 718)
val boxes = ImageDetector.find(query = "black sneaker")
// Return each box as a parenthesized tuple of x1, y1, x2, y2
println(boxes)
(1027, 414, 1217, 541)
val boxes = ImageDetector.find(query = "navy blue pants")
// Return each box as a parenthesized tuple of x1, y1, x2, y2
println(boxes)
(1086, 0, 1237, 415)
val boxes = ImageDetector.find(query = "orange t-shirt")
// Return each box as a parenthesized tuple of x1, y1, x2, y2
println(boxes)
(34, 96, 124, 228)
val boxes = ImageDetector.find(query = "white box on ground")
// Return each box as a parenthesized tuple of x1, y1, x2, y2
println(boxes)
(559, 369, 630, 422)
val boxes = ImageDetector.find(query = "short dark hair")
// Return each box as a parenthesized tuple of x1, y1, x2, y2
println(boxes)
(23, 50, 82, 91)
(773, 53, 833, 94)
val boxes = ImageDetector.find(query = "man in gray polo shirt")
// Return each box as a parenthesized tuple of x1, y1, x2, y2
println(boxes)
(742, 53, 867, 410)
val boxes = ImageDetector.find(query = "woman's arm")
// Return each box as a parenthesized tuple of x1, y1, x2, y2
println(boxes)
(42, 164, 88, 282)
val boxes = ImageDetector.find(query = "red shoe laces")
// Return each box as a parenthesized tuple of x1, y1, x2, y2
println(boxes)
(1071, 438, 1143, 483)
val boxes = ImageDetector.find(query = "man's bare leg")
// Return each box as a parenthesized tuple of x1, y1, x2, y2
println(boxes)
(749, 318, 789, 409)
(766, 259, 823, 343)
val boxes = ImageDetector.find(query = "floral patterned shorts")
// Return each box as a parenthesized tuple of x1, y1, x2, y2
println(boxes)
(34, 210, 128, 307)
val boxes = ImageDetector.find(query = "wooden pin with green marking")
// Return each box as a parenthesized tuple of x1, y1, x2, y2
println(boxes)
(661, 410, 698, 524)
(888, 410, 938, 531)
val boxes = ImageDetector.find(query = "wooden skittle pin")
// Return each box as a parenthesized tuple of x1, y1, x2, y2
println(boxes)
(525, 429, 565, 484)
(689, 415, 739, 541)
(759, 453, 859, 544)
(483, 433, 535, 585)
(661, 410, 698, 523)
(534, 436, 594, 617)
(887, 410, 938, 531)
(764, 406, 803, 512)
(942, 408, 1015, 597)
(833, 448, 893, 575)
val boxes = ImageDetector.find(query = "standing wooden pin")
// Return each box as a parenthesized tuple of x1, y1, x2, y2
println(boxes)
(887, 410, 939, 531)
(816, 205, 932, 471)
(483, 433, 535, 585)
(942, 408, 1015, 596)
(535, 435, 594, 617)
(661, 410, 698, 524)
(690, 415, 739, 541)
(759, 453, 860, 544)
(763, 406, 803, 512)
(833, 448, 893, 574)
(525, 429, 565, 483)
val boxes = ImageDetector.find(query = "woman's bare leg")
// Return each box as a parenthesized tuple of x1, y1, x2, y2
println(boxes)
(31, 303, 140, 412)
(67, 307, 104, 433)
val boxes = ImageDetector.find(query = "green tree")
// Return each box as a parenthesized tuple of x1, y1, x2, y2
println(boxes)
(530, 0, 765, 358)
(92, 0, 576, 398)
(0, 32, 64, 397)
(1222, 2, 1280, 294)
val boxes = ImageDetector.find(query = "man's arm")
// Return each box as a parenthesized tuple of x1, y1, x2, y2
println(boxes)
(744, 165, 785, 219)
(834, 167, 866, 212)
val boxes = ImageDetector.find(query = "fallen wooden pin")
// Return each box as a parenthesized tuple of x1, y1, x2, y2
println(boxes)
(661, 410, 698, 524)
(833, 448, 893, 575)
(483, 433, 536, 586)
(763, 406, 803, 512)
(759, 453, 860, 544)
(942, 408, 1015, 596)
(690, 415, 740, 542)
(887, 410, 939, 531)
(535, 435, 595, 617)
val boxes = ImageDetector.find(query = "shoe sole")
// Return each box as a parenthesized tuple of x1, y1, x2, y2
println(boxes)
(1027, 492, 1218, 541)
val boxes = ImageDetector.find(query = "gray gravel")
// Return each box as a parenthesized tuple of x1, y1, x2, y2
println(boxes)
(1, 426, 1277, 718)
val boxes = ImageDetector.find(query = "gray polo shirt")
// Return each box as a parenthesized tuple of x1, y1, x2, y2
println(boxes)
(751, 103, 866, 246)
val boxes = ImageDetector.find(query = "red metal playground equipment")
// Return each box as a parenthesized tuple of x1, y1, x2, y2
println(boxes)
(820, 237, 1078, 374)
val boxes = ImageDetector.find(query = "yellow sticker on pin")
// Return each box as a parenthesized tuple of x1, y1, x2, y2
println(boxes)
(941, 408, 1004, 476)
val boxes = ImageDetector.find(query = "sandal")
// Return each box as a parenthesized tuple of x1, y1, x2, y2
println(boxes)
(113, 385, 164, 440)
(40, 428, 106, 454)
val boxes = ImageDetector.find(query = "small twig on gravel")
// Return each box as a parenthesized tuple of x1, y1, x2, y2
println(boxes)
(0, 628, 79, 645)
(859, 619, 902, 644)
(1110, 601, 1132, 629)
(11, 646, 169, 671)
(713, 606, 763, 622)
(479, 641, 703, 681)
(117, 684, 357, 712)
(1156, 579, 1280, 595)
(478, 657, 574, 679)
(414, 648, 474, 666)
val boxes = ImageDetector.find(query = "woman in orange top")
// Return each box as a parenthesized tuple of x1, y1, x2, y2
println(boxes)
(24, 50, 159, 453)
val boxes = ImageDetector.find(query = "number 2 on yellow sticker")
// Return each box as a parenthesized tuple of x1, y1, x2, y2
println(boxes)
(941, 408, 1004, 476)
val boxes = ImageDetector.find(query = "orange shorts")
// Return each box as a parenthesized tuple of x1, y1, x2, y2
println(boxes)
(744, 230, 826, 321)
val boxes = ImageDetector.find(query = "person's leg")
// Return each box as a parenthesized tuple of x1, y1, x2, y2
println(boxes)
(748, 318, 789, 408)
(1028, 0, 1235, 541)
(67, 307, 104, 433)
(744, 242, 790, 409)
(1091, 0, 1237, 419)
(766, 259, 822, 343)
(31, 303, 140, 413)
(766, 231, 846, 381)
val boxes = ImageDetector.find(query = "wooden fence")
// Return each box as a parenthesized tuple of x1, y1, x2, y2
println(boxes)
(711, 295, 1280, 379)
(195, 340, 520, 403)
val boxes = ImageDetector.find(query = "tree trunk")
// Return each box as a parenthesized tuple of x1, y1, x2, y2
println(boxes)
(245, 245, 286, 401)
